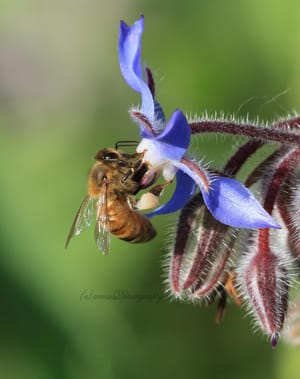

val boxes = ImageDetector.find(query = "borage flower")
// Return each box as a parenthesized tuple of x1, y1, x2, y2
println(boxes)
(119, 16, 279, 229)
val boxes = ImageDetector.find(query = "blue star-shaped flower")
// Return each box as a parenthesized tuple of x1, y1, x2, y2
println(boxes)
(118, 16, 279, 229)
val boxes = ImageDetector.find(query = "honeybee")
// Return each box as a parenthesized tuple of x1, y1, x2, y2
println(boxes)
(65, 147, 157, 254)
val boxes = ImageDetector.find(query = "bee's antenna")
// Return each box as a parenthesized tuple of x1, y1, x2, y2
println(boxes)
(115, 140, 139, 150)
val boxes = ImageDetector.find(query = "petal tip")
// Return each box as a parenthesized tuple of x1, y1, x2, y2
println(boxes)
(202, 176, 283, 229)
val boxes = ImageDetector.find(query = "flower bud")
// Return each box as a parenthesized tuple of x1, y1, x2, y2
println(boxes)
(167, 194, 205, 296)
(186, 219, 237, 302)
(167, 193, 237, 302)
(277, 168, 300, 263)
(237, 229, 291, 346)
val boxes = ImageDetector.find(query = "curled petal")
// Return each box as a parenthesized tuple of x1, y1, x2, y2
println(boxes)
(137, 110, 192, 182)
(119, 16, 154, 125)
(146, 170, 196, 217)
(137, 110, 191, 168)
(202, 177, 280, 229)
(153, 109, 191, 160)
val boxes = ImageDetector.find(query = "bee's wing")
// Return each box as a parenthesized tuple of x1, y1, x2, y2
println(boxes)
(94, 179, 111, 255)
(65, 195, 96, 248)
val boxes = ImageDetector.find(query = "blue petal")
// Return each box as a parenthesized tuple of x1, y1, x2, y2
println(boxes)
(153, 109, 191, 160)
(202, 177, 280, 229)
(119, 16, 154, 124)
(146, 170, 196, 217)
(154, 99, 166, 124)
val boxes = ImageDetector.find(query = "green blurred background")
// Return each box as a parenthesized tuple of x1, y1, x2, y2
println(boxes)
(1, 0, 300, 378)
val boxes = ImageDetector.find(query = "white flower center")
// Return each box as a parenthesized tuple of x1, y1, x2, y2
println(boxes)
(137, 138, 177, 181)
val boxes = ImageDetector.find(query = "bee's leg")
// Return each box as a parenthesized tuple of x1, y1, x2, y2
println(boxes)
(215, 288, 228, 324)
(121, 157, 148, 185)
(131, 159, 150, 185)
(121, 168, 134, 184)
(215, 272, 241, 324)
(224, 272, 241, 305)
(126, 195, 137, 210)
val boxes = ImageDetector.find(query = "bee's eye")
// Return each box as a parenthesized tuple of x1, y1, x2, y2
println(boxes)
(102, 152, 118, 161)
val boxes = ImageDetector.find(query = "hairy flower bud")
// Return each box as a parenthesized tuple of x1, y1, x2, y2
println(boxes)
(237, 229, 291, 346)
(283, 293, 300, 346)
(185, 218, 237, 302)
(167, 193, 237, 303)
(167, 194, 205, 296)
(277, 167, 300, 263)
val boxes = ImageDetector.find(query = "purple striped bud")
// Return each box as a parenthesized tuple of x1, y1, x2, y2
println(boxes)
(167, 193, 237, 302)
(167, 194, 205, 297)
(186, 219, 237, 302)
(237, 229, 291, 346)
(277, 168, 300, 262)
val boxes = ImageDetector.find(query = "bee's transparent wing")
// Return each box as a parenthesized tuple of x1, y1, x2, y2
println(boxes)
(65, 195, 96, 248)
(94, 180, 111, 255)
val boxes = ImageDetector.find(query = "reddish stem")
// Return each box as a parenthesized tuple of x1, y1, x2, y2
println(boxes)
(263, 147, 300, 214)
(224, 140, 264, 175)
(189, 119, 300, 145)
(223, 117, 300, 176)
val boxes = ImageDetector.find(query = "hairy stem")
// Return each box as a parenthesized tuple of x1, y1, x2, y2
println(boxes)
(189, 118, 300, 145)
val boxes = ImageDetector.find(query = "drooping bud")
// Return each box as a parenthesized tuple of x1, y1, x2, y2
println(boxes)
(237, 229, 291, 346)
(236, 143, 300, 346)
(185, 216, 237, 302)
(167, 194, 205, 296)
(167, 192, 237, 303)
(277, 167, 300, 263)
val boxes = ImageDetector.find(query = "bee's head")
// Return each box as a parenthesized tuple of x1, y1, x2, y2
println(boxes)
(94, 147, 134, 171)
(94, 148, 121, 163)
(89, 148, 130, 191)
